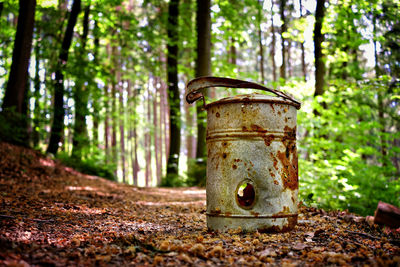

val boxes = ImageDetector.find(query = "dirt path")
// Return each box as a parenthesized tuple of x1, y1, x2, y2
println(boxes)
(0, 142, 399, 266)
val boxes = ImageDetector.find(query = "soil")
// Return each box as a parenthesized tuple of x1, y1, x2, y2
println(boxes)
(0, 141, 399, 266)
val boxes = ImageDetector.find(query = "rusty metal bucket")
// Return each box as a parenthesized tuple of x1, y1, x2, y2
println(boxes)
(186, 77, 301, 233)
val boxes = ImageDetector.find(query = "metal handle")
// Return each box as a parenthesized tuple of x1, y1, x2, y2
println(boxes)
(186, 76, 301, 109)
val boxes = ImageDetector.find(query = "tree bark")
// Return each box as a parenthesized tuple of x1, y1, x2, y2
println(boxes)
(299, 0, 307, 81)
(258, 0, 265, 84)
(32, 27, 41, 147)
(153, 78, 162, 185)
(47, 0, 81, 154)
(166, 0, 181, 179)
(145, 79, 152, 186)
(1, 0, 36, 146)
(195, 0, 211, 161)
(119, 79, 126, 183)
(270, 2, 277, 83)
(71, 4, 90, 160)
(313, 0, 326, 98)
(92, 19, 100, 148)
(111, 45, 118, 177)
(279, 0, 287, 80)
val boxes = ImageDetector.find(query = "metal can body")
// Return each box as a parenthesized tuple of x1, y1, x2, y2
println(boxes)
(206, 94, 298, 232)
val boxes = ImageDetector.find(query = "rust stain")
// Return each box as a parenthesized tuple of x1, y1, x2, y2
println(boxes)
(284, 125, 296, 139)
(210, 209, 221, 215)
(222, 152, 227, 159)
(278, 110, 281, 115)
(216, 112, 220, 118)
(276, 144, 298, 190)
(232, 164, 237, 170)
(273, 179, 278, 185)
(257, 215, 297, 233)
(291, 195, 295, 203)
(271, 153, 278, 170)
(270, 103, 275, 112)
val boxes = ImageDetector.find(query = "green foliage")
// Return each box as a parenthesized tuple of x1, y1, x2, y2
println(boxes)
(160, 173, 186, 187)
(298, 77, 400, 215)
(57, 150, 117, 181)
(186, 158, 207, 187)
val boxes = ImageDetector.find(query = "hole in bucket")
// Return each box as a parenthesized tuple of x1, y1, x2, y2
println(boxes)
(236, 182, 255, 208)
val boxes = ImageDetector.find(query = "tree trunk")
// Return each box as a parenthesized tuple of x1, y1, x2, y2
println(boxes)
(229, 37, 237, 65)
(166, 0, 181, 179)
(279, 0, 287, 80)
(104, 83, 110, 162)
(32, 27, 41, 147)
(153, 78, 162, 185)
(128, 80, 140, 186)
(270, 2, 277, 83)
(119, 79, 126, 183)
(299, 0, 307, 81)
(111, 45, 118, 177)
(71, 4, 90, 160)
(313, 0, 326, 98)
(258, 0, 265, 84)
(92, 19, 100, 148)
(47, 0, 81, 154)
(145, 79, 152, 186)
(195, 0, 211, 160)
(1, 0, 36, 146)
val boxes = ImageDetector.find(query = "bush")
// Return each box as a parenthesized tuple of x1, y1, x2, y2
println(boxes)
(186, 158, 207, 187)
(298, 77, 400, 215)
(57, 151, 116, 181)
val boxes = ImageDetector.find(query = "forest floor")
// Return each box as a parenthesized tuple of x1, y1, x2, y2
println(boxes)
(0, 141, 399, 266)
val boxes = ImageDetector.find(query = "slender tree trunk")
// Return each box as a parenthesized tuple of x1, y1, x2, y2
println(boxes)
(153, 78, 161, 185)
(119, 79, 126, 183)
(166, 0, 181, 179)
(270, 2, 277, 83)
(0, 2, 3, 17)
(279, 0, 287, 80)
(229, 37, 237, 65)
(258, 0, 265, 84)
(104, 83, 110, 162)
(72, 4, 90, 160)
(128, 80, 140, 186)
(313, 0, 326, 98)
(1, 0, 36, 146)
(111, 45, 118, 177)
(92, 19, 100, 148)
(195, 0, 211, 161)
(47, 0, 81, 154)
(33, 28, 41, 147)
(144, 78, 152, 186)
(287, 40, 292, 77)
(299, 0, 307, 81)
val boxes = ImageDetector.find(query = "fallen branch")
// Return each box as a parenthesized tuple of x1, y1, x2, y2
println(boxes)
(374, 201, 400, 229)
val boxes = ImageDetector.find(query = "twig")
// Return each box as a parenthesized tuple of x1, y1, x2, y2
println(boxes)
(345, 230, 380, 240)
(0, 214, 54, 223)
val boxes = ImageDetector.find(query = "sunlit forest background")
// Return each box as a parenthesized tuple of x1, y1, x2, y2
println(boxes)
(0, 0, 399, 216)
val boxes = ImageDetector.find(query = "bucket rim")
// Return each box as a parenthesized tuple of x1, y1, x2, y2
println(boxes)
(205, 93, 301, 110)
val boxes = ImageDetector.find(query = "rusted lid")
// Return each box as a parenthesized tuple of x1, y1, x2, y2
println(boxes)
(206, 93, 300, 109)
